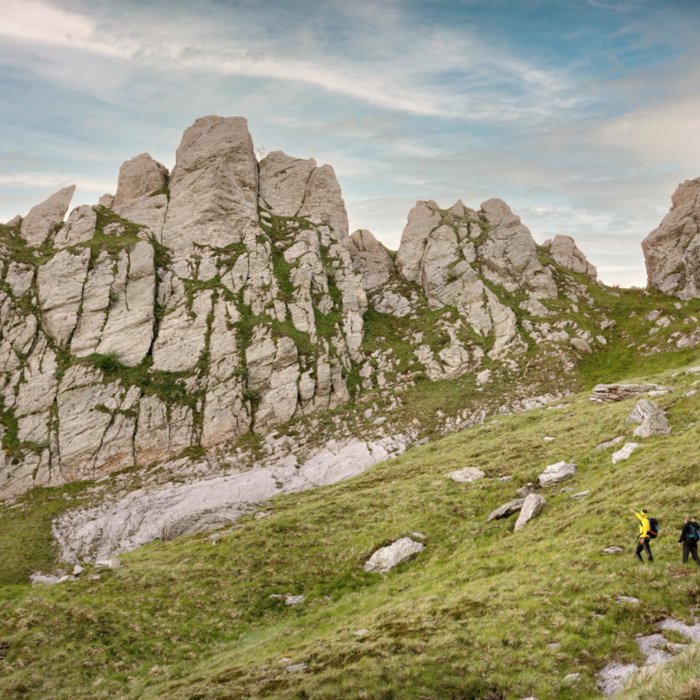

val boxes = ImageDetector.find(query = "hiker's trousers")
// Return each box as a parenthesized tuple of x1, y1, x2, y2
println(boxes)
(682, 542, 700, 564)
(636, 537, 653, 561)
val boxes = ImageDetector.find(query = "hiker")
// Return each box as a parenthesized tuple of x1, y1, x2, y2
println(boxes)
(633, 509, 654, 562)
(678, 515, 700, 565)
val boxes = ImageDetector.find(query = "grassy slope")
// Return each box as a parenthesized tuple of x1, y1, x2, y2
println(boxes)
(1, 353, 700, 698)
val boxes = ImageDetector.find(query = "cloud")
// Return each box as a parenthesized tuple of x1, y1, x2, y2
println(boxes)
(592, 96, 700, 169)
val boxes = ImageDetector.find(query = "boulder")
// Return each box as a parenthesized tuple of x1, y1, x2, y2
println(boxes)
(514, 493, 546, 531)
(537, 461, 575, 487)
(487, 498, 525, 521)
(20, 185, 75, 246)
(545, 234, 597, 279)
(626, 399, 671, 437)
(364, 537, 425, 573)
(642, 177, 700, 299)
(447, 467, 485, 483)
(590, 383, 673, 403)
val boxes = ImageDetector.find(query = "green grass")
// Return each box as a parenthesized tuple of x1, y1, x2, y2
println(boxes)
(0, 481, 95, 587)
(1, 356, 700, 698)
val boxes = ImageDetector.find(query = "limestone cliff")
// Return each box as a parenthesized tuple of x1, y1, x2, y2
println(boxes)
(0, 115, 608, 499)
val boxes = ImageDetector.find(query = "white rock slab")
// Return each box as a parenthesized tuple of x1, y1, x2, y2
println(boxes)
(364, 537, 424, 573)
(53, 435, 408, 563)
(612, 442, 640, 464)
(447, 467, 485, 483)
(537, 461, 575, 487)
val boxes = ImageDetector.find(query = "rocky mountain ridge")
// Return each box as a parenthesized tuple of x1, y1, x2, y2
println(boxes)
(1, 115, 698, 511)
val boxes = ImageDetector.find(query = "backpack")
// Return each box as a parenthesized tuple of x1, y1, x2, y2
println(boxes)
(687, 522, 700, 542)
(648, 517, 659, 539)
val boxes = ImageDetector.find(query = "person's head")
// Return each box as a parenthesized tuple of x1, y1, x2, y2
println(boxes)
(641, 509, 647, 515)
(685, 515, 692, 523)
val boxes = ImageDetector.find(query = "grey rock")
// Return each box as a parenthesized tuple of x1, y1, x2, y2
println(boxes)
(642, 177, 700, 299)
(590, 383, 673, 403)
(364, 537, 425, 573)
(516, 483, 537, 498)
(570, 337, 592, 354)
(597, 662, 638, 696)
(162, 115, 258, 257)
(487, 498, 525, 522)
(21, 185, 75, 246)
(54, 435, 409, 562)
(636, 633, 686, 666)
(348, 229, 395, 292)
(514, 493, 546, 531)
(37, 248, 91, 346)
(616, 596, 640, 604)
(603, 546, 624, 554)
(612, 442, 640, 464)
(537, 461, 575, 487)
(55, 205, 97, 247)
(258, 150, 315, 216)
(626, 399, 671, 437)
(658, 617, 700, 642)
(285, 663, 308, 673)
(30, 572, 72, 585)
(563, 672, 581, 684)
(447, 467, 485, 483)
(546, 235, 597, 279)
(596, 435, 624, 450)
(570, 491, 590, 500)
(113, 153, 168, 207)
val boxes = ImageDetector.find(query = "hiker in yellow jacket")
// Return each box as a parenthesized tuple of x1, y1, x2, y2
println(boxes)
(634, 509, 654, 562)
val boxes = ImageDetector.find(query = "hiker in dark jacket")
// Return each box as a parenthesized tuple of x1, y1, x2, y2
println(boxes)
(678, 515, 700, 565)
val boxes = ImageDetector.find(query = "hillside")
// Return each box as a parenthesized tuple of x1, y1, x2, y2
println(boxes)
(2, 352, 700, 698)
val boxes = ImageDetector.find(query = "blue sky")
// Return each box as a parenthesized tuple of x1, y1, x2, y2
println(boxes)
(1, 0, 700, 286)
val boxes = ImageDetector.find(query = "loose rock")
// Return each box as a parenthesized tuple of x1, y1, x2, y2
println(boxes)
(537, 461, 575, 487)
(447, 467, 485, 483)
(612, 442, 640, 464)
(364, 537, 425, 573)
(514, 493, 546, 531)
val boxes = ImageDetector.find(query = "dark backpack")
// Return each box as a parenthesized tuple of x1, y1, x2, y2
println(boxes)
(687, 523, 700, 542)
(648, 517, 659, 539)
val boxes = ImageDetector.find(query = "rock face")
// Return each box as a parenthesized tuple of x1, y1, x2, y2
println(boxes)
(20, 185, 76, 246)
(364, 537, 425, 573)
(642, 178, 700, 299)
(544, 235, 597, 279)
(0, 113, 605, 501)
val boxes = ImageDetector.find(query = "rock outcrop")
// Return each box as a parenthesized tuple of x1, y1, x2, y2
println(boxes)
(543, 235, 597, 279)
(643, 178, 700, 299)
(0, 114, 608, 501)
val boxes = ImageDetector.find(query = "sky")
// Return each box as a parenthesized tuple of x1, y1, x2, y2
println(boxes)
(1, 0, 700, 287)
